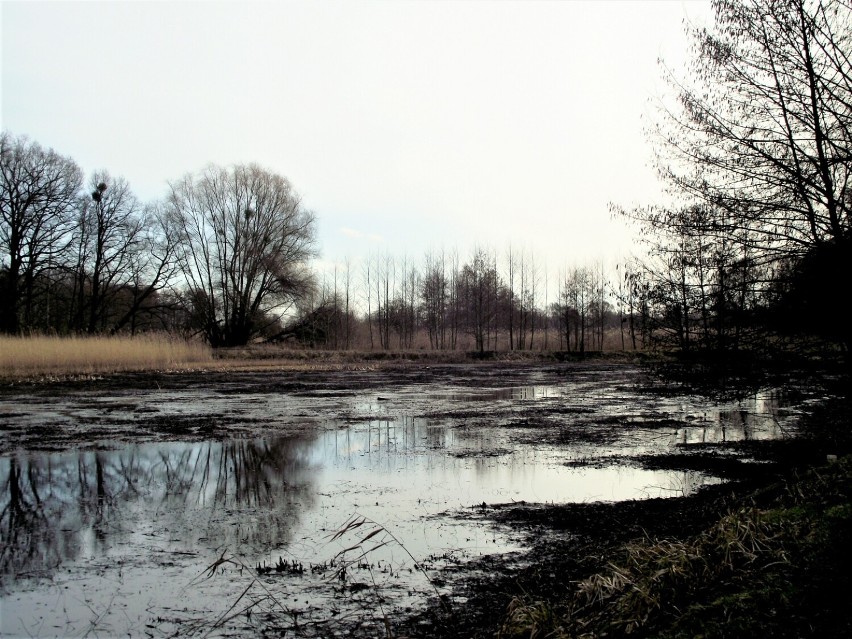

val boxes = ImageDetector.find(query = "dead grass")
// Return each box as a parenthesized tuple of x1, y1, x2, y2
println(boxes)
(569, 505, 787, 637)
(0, 337, 648, 380)
(499, 456, 852, 639)
(0, 334, 212, 378)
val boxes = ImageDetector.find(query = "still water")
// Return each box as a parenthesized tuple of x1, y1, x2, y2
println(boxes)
(0, 376, 801, 637)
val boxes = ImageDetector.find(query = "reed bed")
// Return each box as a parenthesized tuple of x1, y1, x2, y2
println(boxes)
(0, 334, 212, 378)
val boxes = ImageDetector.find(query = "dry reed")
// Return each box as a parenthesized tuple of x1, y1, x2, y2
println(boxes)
(0, 334, 212, 378)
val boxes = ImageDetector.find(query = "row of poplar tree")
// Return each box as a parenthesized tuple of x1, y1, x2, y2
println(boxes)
(278, 0, 852, 360)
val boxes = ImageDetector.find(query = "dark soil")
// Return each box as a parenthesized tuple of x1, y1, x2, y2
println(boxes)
(393, 482, 765, 638)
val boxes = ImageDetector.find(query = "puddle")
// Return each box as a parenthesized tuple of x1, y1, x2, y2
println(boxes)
(0, 367, 813, 637)
(1, 421, 718, 637)
(674, 389, 793, 444)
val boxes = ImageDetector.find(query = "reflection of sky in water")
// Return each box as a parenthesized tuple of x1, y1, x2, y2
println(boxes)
(0, 419, 719, 637)
(0, 380, 804, 637)
(315, 419, 710, 518)
(674, 389, 790, 444)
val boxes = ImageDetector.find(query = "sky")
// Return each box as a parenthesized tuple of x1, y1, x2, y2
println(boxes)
(1, 0, 712, 275)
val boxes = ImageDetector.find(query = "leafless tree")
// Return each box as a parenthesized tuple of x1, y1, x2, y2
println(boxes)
(651, 0, 851, 254)
(108, 202, 183, 335)
(422, 249, 451, 349)
(620, 0, 851, 355)
(69, 173, 148, 333)
(506, 244, 516, 350)
(557, 266, 592, 353)
(169, 164, 316, 346)
(0, 132, 82, 333)
(343, 257, 353, 349)
(460, 247, 501, 353)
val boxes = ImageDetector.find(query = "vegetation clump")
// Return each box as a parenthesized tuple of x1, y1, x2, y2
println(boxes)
(499, 456, 852, 639)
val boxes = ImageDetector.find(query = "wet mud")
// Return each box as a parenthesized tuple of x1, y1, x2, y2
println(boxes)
(0, 361, 840, 638)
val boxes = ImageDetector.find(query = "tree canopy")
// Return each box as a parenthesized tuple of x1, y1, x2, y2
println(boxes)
(168, 164, 317, 347)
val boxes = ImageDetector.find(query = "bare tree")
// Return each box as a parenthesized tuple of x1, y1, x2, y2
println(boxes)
(71, 173, 148, 333)
(169, 164, 316, 346)
(0, 132, 82, 333)
(620, 0, 852, 356)
(362, 256, 374, 349)
(460, 247, 501, 353)
(343, 257, 353, 349)
(109, 202, 182, 335)
(652, 0, 851, 254)
(449, 248, 460, 349)
(557, 266, 592, 353)
(421, 249, 449, 349)
(527, 252, 539, 350)
(506, 244, 516, 350)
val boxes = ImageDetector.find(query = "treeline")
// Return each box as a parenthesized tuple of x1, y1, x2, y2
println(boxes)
(1, 132, 642, 353)
(285, 249, 633, 353)
(0, 128, 634, 351)
(292, 0, 851, 365)
(4, 0, 848, 360)
(0, 133, 316, 346)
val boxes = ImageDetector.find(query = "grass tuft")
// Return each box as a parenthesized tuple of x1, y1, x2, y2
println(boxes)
(572, 506, 787, 635)
(499, 593, 564, 639)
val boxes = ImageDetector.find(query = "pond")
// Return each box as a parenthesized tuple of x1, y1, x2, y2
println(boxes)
(0, 364, 812, 637)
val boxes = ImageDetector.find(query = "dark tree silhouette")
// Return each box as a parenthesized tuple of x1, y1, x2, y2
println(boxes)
(169, 164, 317, 346)
(0, 132, 82, 333)
(621, 0, 851, 356)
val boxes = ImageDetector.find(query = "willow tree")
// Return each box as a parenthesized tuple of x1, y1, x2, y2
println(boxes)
(169, 164, 316, 346)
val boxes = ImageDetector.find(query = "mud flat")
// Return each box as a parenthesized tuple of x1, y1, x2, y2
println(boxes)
(0, 361, 838, 637)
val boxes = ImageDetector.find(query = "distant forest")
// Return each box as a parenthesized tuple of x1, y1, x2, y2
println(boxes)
(1, 0, 849, 364)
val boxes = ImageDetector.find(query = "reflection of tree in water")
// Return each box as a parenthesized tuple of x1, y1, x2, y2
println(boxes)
(155, 437, 318, 549)
(674, 391, 787, 445)
(0, 435, 317, 583)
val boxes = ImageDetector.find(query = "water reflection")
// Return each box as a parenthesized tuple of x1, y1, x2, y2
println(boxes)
(0, 436, 318, 585)
(426, 385, 563, 402)
(1, 389, 792, 585)
(1, 383, 792, 637)
(674, 389, 788, 444)
(1, 416, 723, 588)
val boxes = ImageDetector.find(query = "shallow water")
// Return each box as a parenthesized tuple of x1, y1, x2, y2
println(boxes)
(0, 368, 807, 637)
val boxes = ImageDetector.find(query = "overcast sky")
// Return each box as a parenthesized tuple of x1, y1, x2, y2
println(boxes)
(1, 0, 712, 273)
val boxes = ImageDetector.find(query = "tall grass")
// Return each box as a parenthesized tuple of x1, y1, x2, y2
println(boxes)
(0, 334, 212, 378)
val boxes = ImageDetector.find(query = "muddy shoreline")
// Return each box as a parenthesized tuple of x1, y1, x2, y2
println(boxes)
(1, 361, 846, 637)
